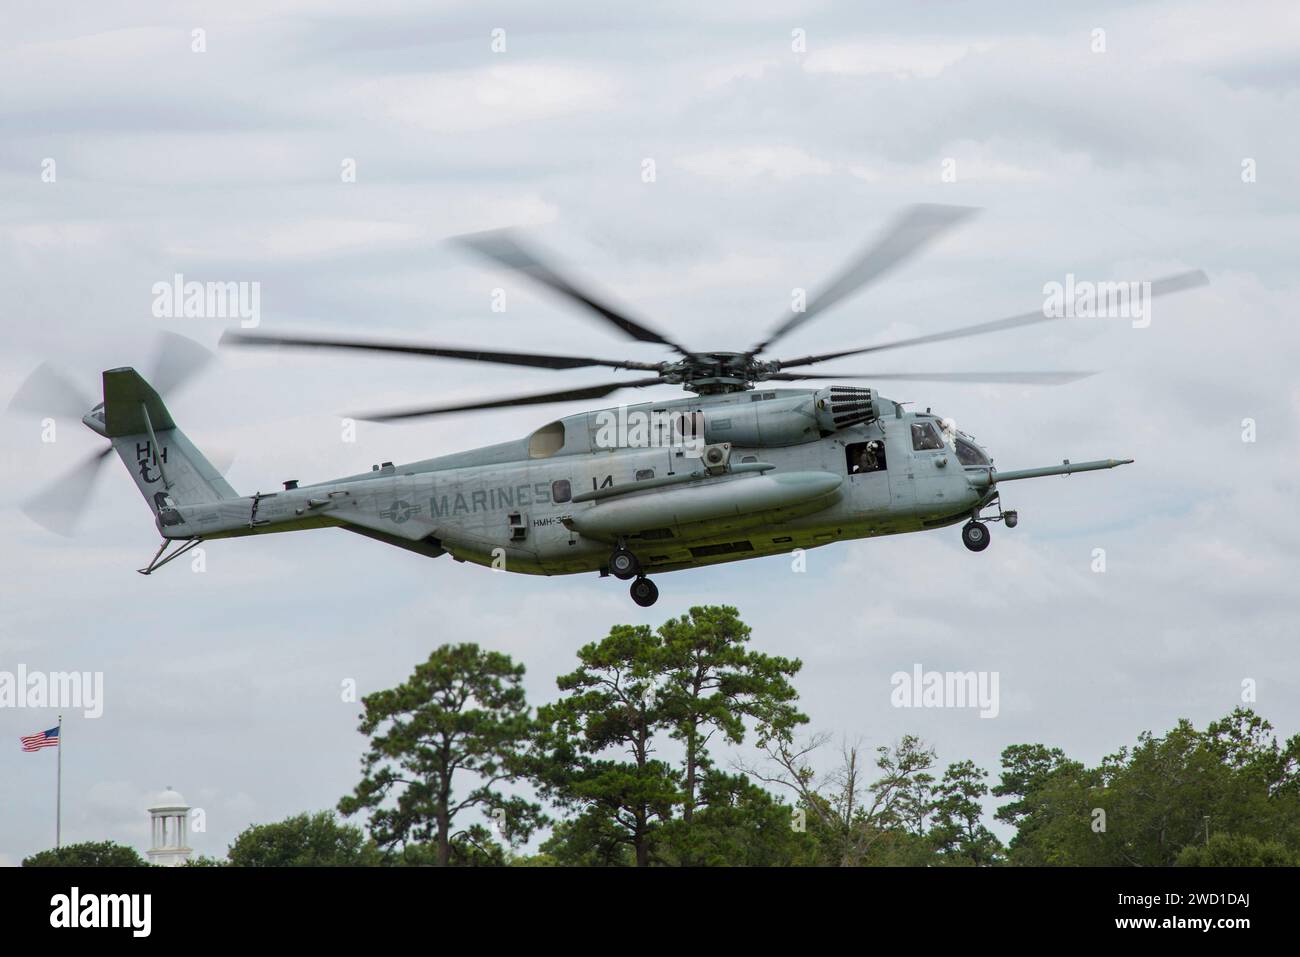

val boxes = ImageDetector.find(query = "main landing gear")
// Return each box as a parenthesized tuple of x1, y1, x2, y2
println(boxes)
(630, 576, 659, 607)
(610, 544, 640, 580)
(610, 541, 659, 606)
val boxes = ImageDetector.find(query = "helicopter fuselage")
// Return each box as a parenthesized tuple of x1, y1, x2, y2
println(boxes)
(174, 388, 997, 577)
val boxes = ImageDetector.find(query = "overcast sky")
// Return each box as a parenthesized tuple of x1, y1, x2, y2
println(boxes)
(2, 0, 1298, 864)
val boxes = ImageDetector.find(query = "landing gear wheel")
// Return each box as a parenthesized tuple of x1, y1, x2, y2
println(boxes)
(610, 547, 641, 580)
(962, 521, 991, 552)
(630, 577, 659, 607)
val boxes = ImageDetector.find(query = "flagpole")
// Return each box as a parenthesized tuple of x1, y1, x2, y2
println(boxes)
(56, 713, 62, 850)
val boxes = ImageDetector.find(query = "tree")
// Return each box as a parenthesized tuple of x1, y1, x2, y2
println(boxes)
(993, 743, 1074, 829)
(391, 825, 508, 867)
(929, 759, 1003, 865)
(537, 811, 636, 867)
(338, 643, 543, 866)
(656, 606, 805, 833)
(993, 743, 1094, 865)
(659, 771, 819, 866)
(1000, 709, 1300, 867)
(533, 624, 682, 866)
(24, 841, 148, 867)
(1175, 832, 1296, 867)
(227, 812, 381, 867)
(744, 732, 938, 865)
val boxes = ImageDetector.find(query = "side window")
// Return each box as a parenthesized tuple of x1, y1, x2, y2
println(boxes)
(551, 479, 572, 503)
(845, 440, 886, 474)
(635, 468, 655, 481)
(911, 422, 945, 451)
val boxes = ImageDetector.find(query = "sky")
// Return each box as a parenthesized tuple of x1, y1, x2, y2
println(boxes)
(1, 0, 1298, 864)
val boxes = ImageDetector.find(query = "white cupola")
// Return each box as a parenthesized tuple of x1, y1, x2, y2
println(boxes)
(146, 786, 192, 867)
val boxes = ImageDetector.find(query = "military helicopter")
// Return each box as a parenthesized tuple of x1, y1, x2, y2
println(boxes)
(16, 205, 1206, 606)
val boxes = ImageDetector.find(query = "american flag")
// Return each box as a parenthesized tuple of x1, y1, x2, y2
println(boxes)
(20, 726, 59, 752)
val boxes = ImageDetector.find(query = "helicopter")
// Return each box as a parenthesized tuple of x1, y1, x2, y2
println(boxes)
(15, 205, 1206, 606)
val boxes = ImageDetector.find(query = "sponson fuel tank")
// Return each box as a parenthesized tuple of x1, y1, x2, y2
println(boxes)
(564, 470, 843, 543)
(697, 387, 883, 447)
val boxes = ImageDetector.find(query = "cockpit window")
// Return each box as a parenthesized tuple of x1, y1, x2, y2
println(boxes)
(911, 422, 945, 451)
(955, 438, 989, 466)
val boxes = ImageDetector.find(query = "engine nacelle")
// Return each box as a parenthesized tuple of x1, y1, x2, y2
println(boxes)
(698, 395, 821, 447)
(813, 386, 878, 432)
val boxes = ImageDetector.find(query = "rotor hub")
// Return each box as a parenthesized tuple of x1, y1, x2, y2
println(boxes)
(659, 352, 779, 394)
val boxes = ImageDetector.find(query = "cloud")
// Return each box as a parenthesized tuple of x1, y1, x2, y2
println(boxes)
(1, 0, 1297, 865)
(803, 39, 994, 78)
(675, 145, 835, 180)
(356, 62, 619, 133)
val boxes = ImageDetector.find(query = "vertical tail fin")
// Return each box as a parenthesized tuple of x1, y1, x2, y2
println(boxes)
(94, 368, 237, 524)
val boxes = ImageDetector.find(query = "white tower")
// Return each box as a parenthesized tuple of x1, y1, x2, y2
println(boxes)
(146, 786, 193, 867)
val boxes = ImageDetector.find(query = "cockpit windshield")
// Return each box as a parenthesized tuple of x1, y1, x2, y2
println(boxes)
(910, 421, 945, 451)
(954, 436, 990, 466)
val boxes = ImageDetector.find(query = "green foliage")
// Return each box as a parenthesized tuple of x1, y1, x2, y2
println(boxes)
(659, 772, 819, 866)
(334, 619, 1300, 868)
(748, 732, 941, 866)
(533, 622, 682, 866)
(392, 825, 508, 867)
(339, 643, 543, 866)
(929, 759, 1004, 865)
(227, 811, 381, 867)
(23, 840, 149, 867)
(996, 708, 1300, 867)
(656, 606, 806, 826)
(537, 811, 636, 866)
(534, 606, 808, 866)
(1176, 832, 1296, 867)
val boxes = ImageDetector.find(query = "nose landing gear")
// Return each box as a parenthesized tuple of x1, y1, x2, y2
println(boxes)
(962, 498, 1019, 552)
(630, 576, 659, 607)
(961, 521, 991, 552)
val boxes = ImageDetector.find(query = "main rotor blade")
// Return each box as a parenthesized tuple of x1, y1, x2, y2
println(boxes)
(766, 371, 1096, 385)
(456, 229, 690, 353)
(752, 204, 979, 355)
(148, 331, 213, 396)
(22, 445, 112, 536)
(354, 376, 669, 422)
(7, 362, 93, 420)
(777, 269, 1209, 369)
(221, 330, 662, 372)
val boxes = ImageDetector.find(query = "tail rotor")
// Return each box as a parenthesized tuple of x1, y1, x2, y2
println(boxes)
(7, 333, 220, 535)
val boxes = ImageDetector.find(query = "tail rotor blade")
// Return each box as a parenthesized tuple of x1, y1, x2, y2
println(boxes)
(206, 445, 237, 476)
(148, 332, 213, 396)
(21, 446, 113, 536)
(6, 362, 93, 420)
